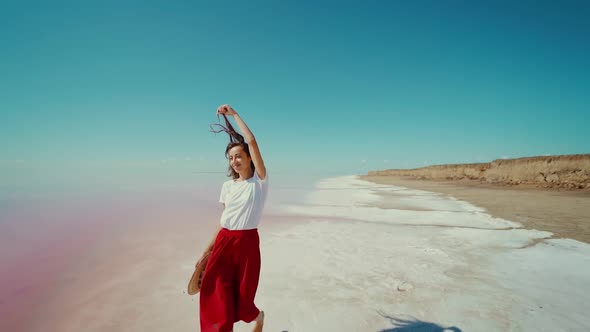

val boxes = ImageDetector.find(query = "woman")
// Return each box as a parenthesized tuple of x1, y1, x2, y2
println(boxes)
(197, 104, 268, 332)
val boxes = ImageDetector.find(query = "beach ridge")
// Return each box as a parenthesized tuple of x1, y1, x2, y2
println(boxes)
(368, 154, 590, 191)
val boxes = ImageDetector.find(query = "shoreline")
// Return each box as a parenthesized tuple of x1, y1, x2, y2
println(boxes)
(360, 175, 590, 244)
(257, 175, 590, 330)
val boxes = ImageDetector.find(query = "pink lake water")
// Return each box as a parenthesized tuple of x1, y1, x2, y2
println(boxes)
(0, 171, 328, 331)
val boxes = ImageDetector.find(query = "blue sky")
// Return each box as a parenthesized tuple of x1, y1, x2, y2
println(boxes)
(1, 0, 589, 188)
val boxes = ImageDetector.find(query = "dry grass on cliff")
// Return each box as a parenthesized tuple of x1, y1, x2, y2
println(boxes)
(369, 154, 590, 190)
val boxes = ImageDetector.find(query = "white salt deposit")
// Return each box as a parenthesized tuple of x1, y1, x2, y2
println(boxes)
(228, 175, 590, 331)
(283, 176, 519, 229)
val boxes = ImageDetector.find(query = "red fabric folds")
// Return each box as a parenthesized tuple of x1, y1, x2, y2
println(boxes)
(199, 228, 261, 332)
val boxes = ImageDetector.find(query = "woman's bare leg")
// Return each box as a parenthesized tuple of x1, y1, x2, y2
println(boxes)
(252, 310, 264, 332)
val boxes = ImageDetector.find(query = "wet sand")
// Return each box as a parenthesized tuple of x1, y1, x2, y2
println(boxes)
(360, 175, 590, 243)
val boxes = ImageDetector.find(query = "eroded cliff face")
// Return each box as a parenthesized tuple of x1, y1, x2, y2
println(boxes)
(368, 154, 590, 190)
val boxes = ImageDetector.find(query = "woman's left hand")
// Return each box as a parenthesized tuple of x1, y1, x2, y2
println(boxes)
(216, 104, 237, 116)
(195, 251, 211, 268)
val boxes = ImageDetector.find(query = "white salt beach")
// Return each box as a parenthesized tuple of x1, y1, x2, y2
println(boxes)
(228, 176, 590, 331)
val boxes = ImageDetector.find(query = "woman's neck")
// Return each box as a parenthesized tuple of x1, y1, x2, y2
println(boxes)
(236, 169, 254, 181)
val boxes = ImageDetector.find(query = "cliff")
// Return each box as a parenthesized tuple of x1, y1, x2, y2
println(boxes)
(367, 154, 590, 190)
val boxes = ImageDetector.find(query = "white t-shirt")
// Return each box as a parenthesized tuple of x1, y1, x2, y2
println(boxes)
(219, 171, 269, 230)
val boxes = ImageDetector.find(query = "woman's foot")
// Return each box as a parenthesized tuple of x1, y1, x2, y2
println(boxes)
(252, 310, 264, 332)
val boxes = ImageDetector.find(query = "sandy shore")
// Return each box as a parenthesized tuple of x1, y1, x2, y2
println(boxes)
(361, 175, 590, 244)
(264, 176, 590, 331)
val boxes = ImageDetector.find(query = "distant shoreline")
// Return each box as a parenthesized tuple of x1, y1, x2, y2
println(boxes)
(360, 174, 590, 244)
(367, 154, 590, 191)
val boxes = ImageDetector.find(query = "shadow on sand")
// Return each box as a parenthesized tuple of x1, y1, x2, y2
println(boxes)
(378, 312, 462, 332)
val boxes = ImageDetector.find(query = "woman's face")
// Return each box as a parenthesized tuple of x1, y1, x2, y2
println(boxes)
(228, 145, 251, 173)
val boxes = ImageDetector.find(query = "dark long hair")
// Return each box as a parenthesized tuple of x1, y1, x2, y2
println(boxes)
(210, 114, 255, 179)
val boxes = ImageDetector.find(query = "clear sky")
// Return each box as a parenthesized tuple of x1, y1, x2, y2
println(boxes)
(1, 0, 589, 192)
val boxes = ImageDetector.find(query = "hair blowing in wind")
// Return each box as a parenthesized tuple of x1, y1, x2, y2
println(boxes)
(210, 114, 255, 179)
(210, 114, 245, 144)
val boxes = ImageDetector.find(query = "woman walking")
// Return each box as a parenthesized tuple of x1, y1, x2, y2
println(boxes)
(197, 104, 268, 332)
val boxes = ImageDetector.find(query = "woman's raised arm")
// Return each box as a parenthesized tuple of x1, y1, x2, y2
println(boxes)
(216, 104, 267, 180)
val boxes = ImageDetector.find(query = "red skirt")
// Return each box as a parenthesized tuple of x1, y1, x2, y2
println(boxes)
(199, 228, 261, 332)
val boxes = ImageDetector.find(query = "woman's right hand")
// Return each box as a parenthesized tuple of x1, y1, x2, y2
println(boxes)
(216, 104, 237, 116)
